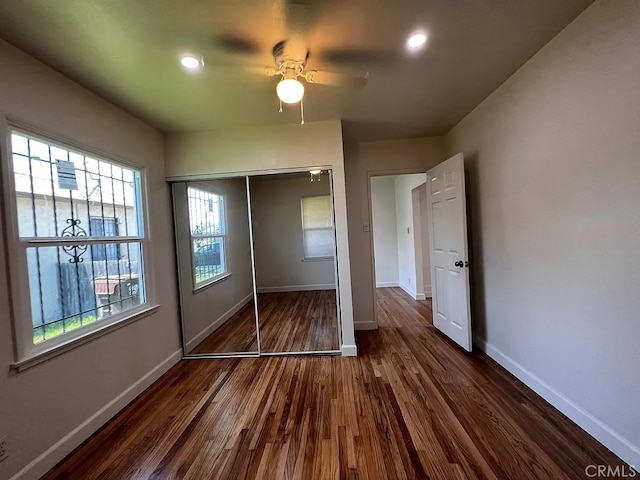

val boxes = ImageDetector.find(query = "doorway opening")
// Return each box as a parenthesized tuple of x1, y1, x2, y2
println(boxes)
(370, 174, 432, 327)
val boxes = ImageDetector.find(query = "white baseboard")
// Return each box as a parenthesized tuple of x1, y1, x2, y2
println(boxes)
(10, 348, 183, 480)
(376, 281, 399, 288)
(475, 337, 640, 468)
(399, 284, 428, 301)
(257, 284, 336, 293)
(186, 293, 253, 351)
(355, 320, 378, 331)
(399, 283, 416, 299)
(341, 344, 358, 356)
(424, 285, 432, 298)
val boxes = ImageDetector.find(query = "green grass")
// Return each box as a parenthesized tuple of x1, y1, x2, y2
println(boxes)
(195, 266, 224, 285)
(33, 314, 98, 344)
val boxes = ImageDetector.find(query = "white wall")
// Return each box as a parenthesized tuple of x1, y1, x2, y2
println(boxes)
(250, 173, 336, 292)
(370, 176, 399, 287)
(165, 119, 356, 355)
(173, 178, 254, 353)
(343, 137, 448, 330)
(394, 174, 427, 299)
(0, 39, 181, 480)
(447, 0, 640, 467)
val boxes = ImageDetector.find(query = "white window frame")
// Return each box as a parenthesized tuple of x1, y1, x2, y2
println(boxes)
(187, 187, 228, 290)
(300, 194, 335, 261)
(1, 121, 158, 370)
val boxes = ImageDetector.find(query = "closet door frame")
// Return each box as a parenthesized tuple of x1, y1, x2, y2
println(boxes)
(171, 166, 342, 359)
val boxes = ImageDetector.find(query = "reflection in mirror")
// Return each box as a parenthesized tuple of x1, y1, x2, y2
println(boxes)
(249, 170, 340, 353)
(173, 178, 258, 355)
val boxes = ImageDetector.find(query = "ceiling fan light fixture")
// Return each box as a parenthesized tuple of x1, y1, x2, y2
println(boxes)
(276, 77, 305, 104)
(309, 169, 322, 175)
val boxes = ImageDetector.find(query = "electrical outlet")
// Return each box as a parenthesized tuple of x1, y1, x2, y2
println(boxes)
(0, 436, 8, 463)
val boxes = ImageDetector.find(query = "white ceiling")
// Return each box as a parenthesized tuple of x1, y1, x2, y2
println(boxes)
(0, 0, 592, 140)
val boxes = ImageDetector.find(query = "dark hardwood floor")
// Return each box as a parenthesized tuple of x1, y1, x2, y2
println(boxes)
(43, 287, 624, 479)
(190, 301, 258, 354)
(258, 290, 339, 353)
(191, 290, 340, 354)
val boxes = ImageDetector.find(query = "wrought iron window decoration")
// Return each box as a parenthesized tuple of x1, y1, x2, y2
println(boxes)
(61, 216, 88, 264)
(59, 156, 89, 264)
(57, 170, 109, 264)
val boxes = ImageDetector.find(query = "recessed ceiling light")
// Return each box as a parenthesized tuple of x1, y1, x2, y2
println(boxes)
(180, 55, 203, 70)
(407, 32, 427, 50)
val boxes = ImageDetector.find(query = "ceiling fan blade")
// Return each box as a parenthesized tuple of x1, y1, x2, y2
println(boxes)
(319, 48, 393, 67)
(304, 70, 368, 88)
(285, 0, 318, 36)
(246, 65, 278, 77)
(213, 33, 261, 55)
(223, 63, 278, 77)
(197, 55, 277, 77)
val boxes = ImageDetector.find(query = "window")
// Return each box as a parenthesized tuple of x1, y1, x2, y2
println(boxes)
(301, 195, 334, 260)
(187, 187, 226, 287)
(90, 217, 119, 261)
(8, 130, 147, 351)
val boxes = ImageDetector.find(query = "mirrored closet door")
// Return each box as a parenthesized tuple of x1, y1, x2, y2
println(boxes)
(249, 170, 340, 354)
(173, 178, 259, 356)
(173, 169, 341, 358)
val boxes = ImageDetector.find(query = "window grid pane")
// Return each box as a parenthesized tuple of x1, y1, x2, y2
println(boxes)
(192, 237, 225, 285)
(187, 187, 227, 285)
(187, 187, 224, 236)
(10, 131, 146, 346)
(303, 228, 334, 259)
(301, 195, 334, 259)
(26, 243, 143, 344)
(12, 132, 140, 240)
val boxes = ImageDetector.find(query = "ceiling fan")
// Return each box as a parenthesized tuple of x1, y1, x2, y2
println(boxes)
(245, 40, 368, 123)
(196, 1, 379, 124)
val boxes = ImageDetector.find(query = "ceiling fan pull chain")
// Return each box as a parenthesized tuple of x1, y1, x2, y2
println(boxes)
(279, 99, 283, 113)
(300, 99, 305, 125)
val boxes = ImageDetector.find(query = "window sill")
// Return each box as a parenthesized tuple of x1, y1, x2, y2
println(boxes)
(193, 272, 231, 294)
(10, 304, 161, 373)
(302, 257, 334, 262)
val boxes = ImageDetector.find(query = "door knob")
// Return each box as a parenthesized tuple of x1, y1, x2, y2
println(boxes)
(454, 260, 464, 267)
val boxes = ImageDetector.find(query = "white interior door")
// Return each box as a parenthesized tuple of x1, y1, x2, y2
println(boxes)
(426, 153, 472, 351)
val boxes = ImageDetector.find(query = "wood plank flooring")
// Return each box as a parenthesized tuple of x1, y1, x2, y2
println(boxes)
(191, 300, 258, 354)
(258, 290, 339, 353)
(191, 290, 339, 354)
(43, 287, 625, 479)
